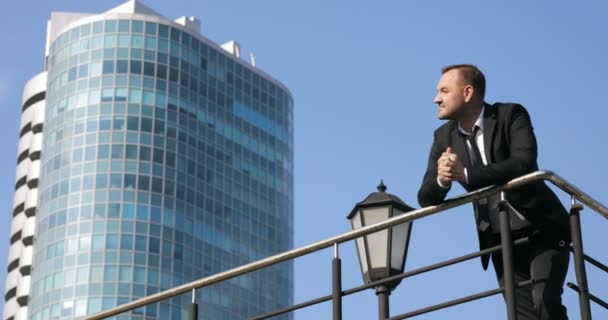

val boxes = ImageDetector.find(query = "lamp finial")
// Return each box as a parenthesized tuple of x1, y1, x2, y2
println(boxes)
(377, 180, 387, 192)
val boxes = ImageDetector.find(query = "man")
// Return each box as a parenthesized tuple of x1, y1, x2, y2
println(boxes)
(417, 64, 571, 320)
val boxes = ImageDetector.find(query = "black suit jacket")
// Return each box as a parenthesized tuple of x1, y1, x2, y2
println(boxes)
(417, 102, 570, 269)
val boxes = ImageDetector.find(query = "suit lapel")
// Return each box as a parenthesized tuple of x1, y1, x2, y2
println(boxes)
(482, 103, 497, 164)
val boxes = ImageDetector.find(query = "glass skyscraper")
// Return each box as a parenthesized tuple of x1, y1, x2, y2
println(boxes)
(4, 1, 294, 319)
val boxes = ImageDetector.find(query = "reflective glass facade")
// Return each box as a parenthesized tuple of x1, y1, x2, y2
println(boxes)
(27, 16, 293, 320)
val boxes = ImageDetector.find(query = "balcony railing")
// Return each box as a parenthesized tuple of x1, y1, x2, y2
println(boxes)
(82, 170, 608, 320)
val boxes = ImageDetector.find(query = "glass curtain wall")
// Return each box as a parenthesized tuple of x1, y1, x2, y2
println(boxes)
(28, 18, 293, 320)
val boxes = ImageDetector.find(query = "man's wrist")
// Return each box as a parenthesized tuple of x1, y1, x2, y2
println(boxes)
(437, 177, 451, 189)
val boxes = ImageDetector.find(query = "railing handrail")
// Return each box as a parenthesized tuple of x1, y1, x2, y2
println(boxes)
(82, 170, 608, 320)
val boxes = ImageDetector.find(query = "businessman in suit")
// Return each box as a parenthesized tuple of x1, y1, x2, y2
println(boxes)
(417, 64, 570, 320)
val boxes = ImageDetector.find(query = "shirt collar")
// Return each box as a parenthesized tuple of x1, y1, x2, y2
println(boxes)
(458, 105, 485, 135)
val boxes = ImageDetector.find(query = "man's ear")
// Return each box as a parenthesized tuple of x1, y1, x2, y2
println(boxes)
(463, 85, 474, 103)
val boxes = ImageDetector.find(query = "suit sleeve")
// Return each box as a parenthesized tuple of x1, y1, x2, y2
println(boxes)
(467, 104, 538, 190)
(418, 130, 451, 207)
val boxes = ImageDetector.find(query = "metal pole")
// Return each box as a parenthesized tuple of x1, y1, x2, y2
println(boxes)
(376, 285, 390, 320)
(570, 198, 592, 320)
(332, 244, 342, 320)
(189, 289, 198, 320)
(498, 192, 517, 320)
(567, 247, 608, 274)
(568, 282, 608, 311)
(388, 280, 534, 320)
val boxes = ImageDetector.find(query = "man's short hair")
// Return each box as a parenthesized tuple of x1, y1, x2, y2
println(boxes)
(442, 64, 486, 99)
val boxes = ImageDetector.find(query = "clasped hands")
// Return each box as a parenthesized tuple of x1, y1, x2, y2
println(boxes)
(437, 147, 466, 186)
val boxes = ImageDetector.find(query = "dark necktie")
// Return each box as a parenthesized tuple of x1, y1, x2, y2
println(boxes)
(465, 126, 491, 232)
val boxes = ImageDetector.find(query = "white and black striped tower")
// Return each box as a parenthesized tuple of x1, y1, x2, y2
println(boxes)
(4, 72, 46, 320)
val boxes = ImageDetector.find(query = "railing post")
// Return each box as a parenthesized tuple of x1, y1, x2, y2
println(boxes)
(189, 289, 198, 320)
(332, 243, 342, 320)
(570, 197, 592, 320)
(498, 192, 517, 320)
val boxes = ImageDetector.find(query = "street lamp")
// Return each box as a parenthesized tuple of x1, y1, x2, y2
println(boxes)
(347, 181, 414, 320)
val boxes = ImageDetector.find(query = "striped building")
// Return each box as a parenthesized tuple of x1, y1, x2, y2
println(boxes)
(5, 71, 47, 320)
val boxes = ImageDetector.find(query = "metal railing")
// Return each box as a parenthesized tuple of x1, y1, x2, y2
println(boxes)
(82, 170, 608, 320)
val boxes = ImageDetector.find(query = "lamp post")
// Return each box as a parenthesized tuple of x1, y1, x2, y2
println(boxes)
(347, 181, 414, 320)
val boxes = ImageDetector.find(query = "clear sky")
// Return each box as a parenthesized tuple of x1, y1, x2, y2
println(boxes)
(0, 1, 607, 319)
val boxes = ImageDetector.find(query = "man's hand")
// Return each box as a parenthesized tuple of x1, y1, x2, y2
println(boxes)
(438, 147, 467, 185)
(444, 147, 467, 183)
(437, 147, 454, 186)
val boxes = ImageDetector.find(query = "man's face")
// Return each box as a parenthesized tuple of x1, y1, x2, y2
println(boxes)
(433, 69, 468, 120)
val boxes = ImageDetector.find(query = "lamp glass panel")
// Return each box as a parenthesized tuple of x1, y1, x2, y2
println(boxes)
(390, 213, 411, 271)
(351, 210, 368, 275)
(361, 206, 389, 270)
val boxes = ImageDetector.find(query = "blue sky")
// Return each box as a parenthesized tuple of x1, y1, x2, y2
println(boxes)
(1, 1, 607, 319)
